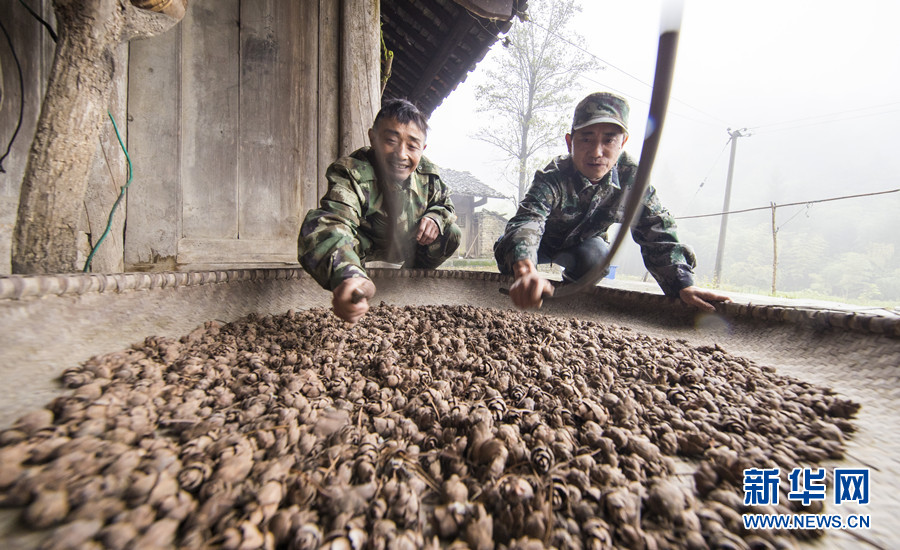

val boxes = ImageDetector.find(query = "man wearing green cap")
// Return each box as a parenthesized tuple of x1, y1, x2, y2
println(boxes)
(494, 91, 730, 311)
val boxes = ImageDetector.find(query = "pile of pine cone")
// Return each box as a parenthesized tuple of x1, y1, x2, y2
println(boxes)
(0, 304, 859, 549)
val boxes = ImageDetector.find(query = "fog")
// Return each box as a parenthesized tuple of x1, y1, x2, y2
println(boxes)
(427, 0, 900, 304)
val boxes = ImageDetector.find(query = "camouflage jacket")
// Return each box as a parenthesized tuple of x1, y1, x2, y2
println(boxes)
(499, 152, 696, 296)
(298, 147, 457, 290)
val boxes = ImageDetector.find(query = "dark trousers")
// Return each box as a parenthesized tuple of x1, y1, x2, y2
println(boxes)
(538, 236, 610, 281)
(406, 222, 462, 269)
(496, 235, 610, 281)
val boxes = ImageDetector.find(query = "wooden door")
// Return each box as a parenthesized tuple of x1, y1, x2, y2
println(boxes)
(126, 0, 316, 268)
(125, 0, 377, 270)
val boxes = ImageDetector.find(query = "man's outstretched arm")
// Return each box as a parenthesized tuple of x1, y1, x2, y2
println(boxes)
(508, 259, 555, 309)
(332, 277, 376, 324)
(679, 286, 731, 312)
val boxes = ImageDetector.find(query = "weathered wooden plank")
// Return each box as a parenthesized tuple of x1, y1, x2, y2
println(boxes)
(339, 0, 381, 156)
(317, 0, 340, 201)
(178, 238, 297, 264)
(39, 0, 56, 99)
(238, 0, 304, 241)
(181, 0, 240, 240)
(410, 15, 476, 101)
(452, 0, 515, 20)
(298, 0, 320, 219)
(0, 1, 49, 274)
(124, 28, 182, 270)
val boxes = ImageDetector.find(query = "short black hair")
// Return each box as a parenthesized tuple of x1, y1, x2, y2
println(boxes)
(373, 98, 429, 136)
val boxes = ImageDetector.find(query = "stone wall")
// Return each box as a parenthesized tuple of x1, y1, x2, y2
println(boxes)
(473, 211, 508, 258)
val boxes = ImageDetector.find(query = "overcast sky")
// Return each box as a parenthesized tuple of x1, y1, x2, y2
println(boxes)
(425, 0, 900, 282)
(427, 0, 900, 218)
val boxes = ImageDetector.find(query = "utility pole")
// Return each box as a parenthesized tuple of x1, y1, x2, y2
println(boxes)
(712, 127, 750, 287)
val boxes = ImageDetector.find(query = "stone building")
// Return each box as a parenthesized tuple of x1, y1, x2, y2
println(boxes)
(441, 168, 508, 259)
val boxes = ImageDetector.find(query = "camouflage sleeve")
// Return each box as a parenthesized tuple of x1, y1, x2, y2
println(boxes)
(297, 164, 369, 291)
(494, 172, 559, 270)
(423, 174, 458, 233)
(630, 186, 696, 296)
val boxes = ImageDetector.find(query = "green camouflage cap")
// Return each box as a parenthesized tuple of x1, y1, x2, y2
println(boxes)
(572, 92, 629, 133)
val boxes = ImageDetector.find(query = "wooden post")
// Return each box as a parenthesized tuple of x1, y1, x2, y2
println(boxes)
(125, 22, 182, 270)
(294, 0, 319, 219)
(239, 0, 307, 241)
(317, 0, 340, 202)
(0, 0, 53, 274)
(180, 0, 239, 242)
(339, 0, 380, 157)
(771, 202, 777, 296)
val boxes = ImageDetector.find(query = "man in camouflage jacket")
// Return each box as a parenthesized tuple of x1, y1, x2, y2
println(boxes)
(299, 98, 461, 323)
(495, 91, 730, 312)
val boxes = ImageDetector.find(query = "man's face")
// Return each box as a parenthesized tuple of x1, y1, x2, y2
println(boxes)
(565, 122, 628, 183)
(368, 117, 426, 185)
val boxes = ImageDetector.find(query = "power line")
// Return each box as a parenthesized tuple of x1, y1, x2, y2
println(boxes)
(0, 17, 24, 173)
(775, 203, 811, 232)
(525, 17, 731, 128)
(676, 188, 899, 220)
(752, 108, 900, 134)
(576, 72, 728, 129)
(686, 135, 732, 202)
(578, 71, 726, 129)
(672, 133, 742, 228)
(524, 7, 900, 135)
(669, 97, 733, 128)
(575, 74, 640, 106)
(525, 18, 649, 88)
(749, 101, 900, 133)
(17, 0, 57, 42)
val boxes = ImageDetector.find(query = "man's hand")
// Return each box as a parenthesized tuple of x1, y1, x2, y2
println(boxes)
(508, 259, 555, 309)
(679, 286, 731, 312)
(332, 278, 376, 324)
(416, 217, 439, 245)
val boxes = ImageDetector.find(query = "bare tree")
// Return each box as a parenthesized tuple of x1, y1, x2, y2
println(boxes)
(474, 0, 596, 201)
(12, 0, 187, 274)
